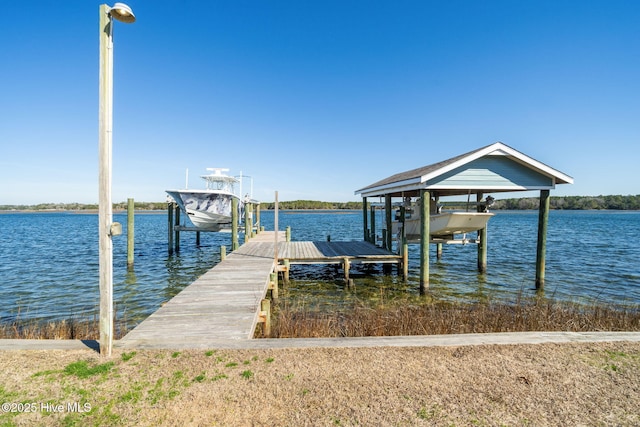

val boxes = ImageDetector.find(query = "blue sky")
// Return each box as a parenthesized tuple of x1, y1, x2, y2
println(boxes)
(1, 1, 639, 204)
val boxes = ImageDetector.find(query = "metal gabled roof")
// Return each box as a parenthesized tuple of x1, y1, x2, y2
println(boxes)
(355, 142, 574, 198)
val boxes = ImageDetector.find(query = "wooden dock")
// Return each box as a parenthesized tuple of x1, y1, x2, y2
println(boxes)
(118, 231, 402, 348)
(235, 239, 403, 265)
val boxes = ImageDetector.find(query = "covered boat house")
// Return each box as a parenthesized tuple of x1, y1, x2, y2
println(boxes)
(355, 142, 573, 293)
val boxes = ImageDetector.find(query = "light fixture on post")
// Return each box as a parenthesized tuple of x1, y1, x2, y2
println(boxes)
(98, 2, 135, 357)
(110, 2, 136, 23)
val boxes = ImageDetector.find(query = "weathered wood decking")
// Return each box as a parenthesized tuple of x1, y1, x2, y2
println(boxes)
(235, 239, 402, 265)
(118, 232, 401, 348)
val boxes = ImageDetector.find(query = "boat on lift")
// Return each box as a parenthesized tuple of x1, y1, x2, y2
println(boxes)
(166, 168, 246, 231)
(392, 197, 494, 242)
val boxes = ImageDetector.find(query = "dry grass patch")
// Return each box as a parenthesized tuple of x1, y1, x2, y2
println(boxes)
(267, 298, 640, 338)
(0, 317, 129, 340)
(0, 342, 639, 426)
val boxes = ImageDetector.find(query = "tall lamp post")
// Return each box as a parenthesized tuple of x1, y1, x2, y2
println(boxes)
(99, 2, 135, 357)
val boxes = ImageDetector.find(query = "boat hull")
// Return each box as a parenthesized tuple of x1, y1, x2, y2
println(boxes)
(394, 212, 494, 241)
(166, 190, 239, 231)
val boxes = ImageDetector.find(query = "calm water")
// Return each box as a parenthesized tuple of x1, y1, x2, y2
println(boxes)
(0, 210, 638, 325)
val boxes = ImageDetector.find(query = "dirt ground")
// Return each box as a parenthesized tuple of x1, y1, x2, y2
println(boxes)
(1, 341, 639, 426)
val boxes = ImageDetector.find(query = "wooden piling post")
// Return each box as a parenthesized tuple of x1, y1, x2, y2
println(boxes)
(269, 272, 278, 299)
(435, 194, 443, 260)
(383, 195, 393, 274)
(196, 231, 200, 246)
(260, 299, 271, 337)
(283, 259, 290, 285)
(343, 257, 350, 282)
(168, 202, 174, 254)
(362, 196, 368, 241)
(174, 204, 180, 253)
(419, 189, 430, 293)
(231, 197, 238, 251)
(399, 205, 406, 252)
(126, 198, 134, 269)
(347, 278, 355, 291)
(244, 201, 250, 243)
(274, 191, 279, 263)
(220, 245, 226, 260)
(477, 192, 487, 273)
(255, 203, 261, 234)
(370, 205, 376, 244)
(478, 226, 488, 273)
(535, 189, 550, 289)
(385, 194, 392, 250)
(286, 226, 291, 242)
(250, 203, 256, 238)
(402, 243, 409, 282)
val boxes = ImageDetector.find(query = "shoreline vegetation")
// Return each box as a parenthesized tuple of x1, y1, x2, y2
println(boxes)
(1, 194, 640, 212)
(2, 298, 639, 341)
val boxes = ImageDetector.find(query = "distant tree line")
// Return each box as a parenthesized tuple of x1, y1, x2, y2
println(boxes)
(258, 200, 362, 210)
(1, 195, 639, 211)
(0, 201, 168, 211)
(492, 195, 640, 210)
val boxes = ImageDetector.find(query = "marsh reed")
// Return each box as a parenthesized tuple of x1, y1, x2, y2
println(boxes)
(268, 297, 640, 338)
(0, 315, 130, 340)
(3, 298, 639, 340)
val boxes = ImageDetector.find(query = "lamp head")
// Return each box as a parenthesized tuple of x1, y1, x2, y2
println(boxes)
(110, 2, 136, 23)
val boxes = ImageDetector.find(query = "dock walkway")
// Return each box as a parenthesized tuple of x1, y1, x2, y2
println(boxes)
(119, 232, 283, 348)
(119, 232, 402, 348)
(235, 239, 402, 265)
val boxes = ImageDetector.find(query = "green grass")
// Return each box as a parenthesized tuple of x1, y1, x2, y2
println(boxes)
(121, 351, 136, 362)
(64, 361, 115, 379)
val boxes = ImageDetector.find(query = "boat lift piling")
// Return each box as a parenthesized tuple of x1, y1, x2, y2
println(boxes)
(167, 199, 261, 254)
(127, 198, 134, 270)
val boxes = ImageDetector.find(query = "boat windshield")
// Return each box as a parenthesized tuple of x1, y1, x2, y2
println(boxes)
(201, 168, 239, 193)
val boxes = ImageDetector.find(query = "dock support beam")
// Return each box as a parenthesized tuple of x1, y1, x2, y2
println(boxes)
(435, 195, 443, 260)
(168, 202, 174, 253)
(255, 203, 261, 234)
(402, 243, 408, 282)
(282, 259, 290, 285)
(174, 204, 180, 252)
(259, 299, 271, 337)
(343, 257, 351, 282)
(385, 194, 392, 250)
(535, 189, 550, 289)
(369, 205, 376, 244)
(127, 198, 134, 270)
(477, 192, 488, 273)
(269, 272, 279, 299)
(419, 189, 430, 293)
(231, 197, 239, 251)
(244, 201, 251, 243)
(362, 197, 368, 241)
